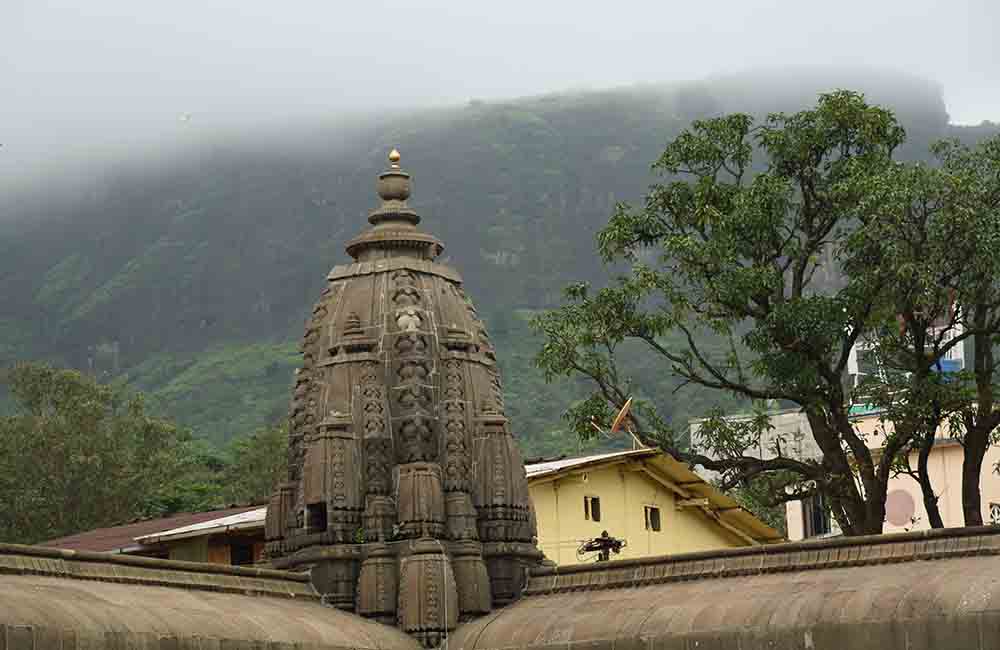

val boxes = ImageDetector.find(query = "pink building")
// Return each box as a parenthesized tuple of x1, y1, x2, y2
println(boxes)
(693, 406, 1000, 539)
(784, 410, 1000, 539)
(693, 313, 991, 539)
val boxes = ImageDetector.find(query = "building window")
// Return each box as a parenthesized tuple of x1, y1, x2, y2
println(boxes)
(306, 503, 328, 532)
(230, 542, 254, 566)
(990, 503, 1000, 526)
(802, 494, 831, 538)
(938, 325, 965, 367)
(644, 505, 661, 532)
(584, 496, 601, 522)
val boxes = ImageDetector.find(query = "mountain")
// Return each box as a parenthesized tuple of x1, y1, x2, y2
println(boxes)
(1, 68, 997, 455)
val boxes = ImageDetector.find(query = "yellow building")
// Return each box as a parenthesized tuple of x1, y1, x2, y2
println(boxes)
(42, 451, 781, 569)
(526, 449, 783, 565)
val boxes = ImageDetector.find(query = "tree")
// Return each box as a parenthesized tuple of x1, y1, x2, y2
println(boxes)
(222, 421, 288, 505)
(843, 135, 1000, 528)
(534, 91, 918, 536)
(725, 472, 790, 535)
(0, 363, 210, 544)
(936, 135, 1000, 526)
(841, 160, 971, 529)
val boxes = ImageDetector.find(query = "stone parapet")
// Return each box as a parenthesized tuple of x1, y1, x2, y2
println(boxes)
(0, 543, 421, 650)
(524, 525, 1000, 596)
(450, 526, 1000, 650)
(0, 542, 313, 598)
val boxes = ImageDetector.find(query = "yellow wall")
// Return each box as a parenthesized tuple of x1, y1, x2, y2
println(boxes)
(168, 537, 208, 563)
(529, 462, 745, 566)
(165, 535, 265, 565)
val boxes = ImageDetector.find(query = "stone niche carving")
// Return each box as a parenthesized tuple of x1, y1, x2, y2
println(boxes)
(396, 462, 446, 539)
(472, 414, 534, 544)
(265, 151, 540, 647)
(264, 481, 297, 546)
(303, 416, 363, 543)
(445, 492, 479, 542)
(451, 539, 492, 616)
(396, 414, 437, 464)
(442, 359, 471, 494)
(312, 551, 361, 611)
(357, 543, 398, 625)
(396, 307, 423, 331)
(398, 540, 459, 647)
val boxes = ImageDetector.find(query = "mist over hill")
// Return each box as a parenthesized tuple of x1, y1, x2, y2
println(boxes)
(1, 69, 997, 454)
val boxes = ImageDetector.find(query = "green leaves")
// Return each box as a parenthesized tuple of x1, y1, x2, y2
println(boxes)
(0, 363, 298, 544)
(223, 421, 289, 505)
(653, 113, 754, 179)
(0, 363, 206, 543)
(534, 90, 942, 534)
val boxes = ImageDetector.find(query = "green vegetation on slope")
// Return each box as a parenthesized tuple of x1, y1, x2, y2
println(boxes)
(123, 342, 301, 444)
(0, 69, 996, 457)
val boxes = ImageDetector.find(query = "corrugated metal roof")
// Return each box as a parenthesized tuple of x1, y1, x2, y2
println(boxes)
(38, 506, 262, 553)
(524, 448, 656, 478)
(134, 506, 267, 544)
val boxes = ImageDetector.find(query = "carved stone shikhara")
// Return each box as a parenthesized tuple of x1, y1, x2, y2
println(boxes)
(264, 152, 541, 646)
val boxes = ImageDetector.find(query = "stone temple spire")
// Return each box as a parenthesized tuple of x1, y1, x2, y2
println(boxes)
(264, 150, 540, 647)
(345, 150, 443, 262)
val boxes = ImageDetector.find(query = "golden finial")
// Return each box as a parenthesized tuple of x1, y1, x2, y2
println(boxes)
(388, 148, 401, 169)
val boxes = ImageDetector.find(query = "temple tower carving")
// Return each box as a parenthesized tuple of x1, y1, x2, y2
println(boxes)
(265, 150, 540, 646)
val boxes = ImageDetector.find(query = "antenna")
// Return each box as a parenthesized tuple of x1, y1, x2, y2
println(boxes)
(589, 417, 617, 440)
(576, 531, 627, 562)
(610, 397, 632, 433)
(610, 397, 644, 450)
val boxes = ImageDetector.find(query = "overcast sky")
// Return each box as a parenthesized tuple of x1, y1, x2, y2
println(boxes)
(2, 0, 997, 188)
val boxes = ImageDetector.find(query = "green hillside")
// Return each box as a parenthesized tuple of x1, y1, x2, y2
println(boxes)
(1, 69, 996, 455)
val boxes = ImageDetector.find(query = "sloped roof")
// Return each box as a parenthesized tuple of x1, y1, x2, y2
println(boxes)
(37, 506, 261, 553)
(135, 506, 267, 544)
(524, 447, 784, 544)
(525, 448, 656, 479)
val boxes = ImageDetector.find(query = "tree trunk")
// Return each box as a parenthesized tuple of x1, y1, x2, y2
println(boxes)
(963, 427, 989, 527)
(965, 317, 997, 528)
(807, 408, 885, 536)
(917, 433, 944, 528)
(781, 383, 899, 538)
(863, 484, 889, 535)
(831, 495, 884, 536)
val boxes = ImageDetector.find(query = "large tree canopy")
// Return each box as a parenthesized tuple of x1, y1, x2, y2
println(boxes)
(533, 91, 999, 536)
(0, 363, 215, 543)
(847, 135, 1000, 529)
(0, 362, 298, 544)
